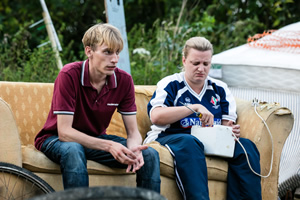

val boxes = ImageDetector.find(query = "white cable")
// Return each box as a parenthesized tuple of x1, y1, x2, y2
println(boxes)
(232, 98, 274, 178)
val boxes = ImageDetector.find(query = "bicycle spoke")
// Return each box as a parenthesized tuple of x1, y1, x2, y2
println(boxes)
(0, 162, 54, 200)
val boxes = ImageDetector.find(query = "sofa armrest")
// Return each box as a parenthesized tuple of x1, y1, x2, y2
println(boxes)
(0, 98, 22, 166)
(235, 98, 294, 200)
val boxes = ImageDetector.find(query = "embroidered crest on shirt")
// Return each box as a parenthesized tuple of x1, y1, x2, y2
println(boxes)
(210, 96, 220, 109)
(185, 97, 191, 103)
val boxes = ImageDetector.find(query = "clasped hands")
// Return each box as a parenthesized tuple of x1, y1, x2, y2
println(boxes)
(109, 142, 148, 173)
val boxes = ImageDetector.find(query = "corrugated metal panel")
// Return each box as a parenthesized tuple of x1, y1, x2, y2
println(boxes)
(229, 87, 300, 197)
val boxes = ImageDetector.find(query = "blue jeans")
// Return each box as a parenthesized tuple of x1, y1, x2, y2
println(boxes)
(41, 135, 161, 193)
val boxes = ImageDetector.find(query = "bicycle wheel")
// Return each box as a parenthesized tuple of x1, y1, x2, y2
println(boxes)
(0, 162, 54, 200)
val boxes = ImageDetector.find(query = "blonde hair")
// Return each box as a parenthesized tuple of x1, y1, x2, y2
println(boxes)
(182, 36, 213, 58)
(82, 23, 123, 51)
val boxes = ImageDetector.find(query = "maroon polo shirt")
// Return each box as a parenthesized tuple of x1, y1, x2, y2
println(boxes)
(34, 60, 137, 150)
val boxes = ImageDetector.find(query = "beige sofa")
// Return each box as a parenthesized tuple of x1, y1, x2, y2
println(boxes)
(0, 81, 294, 200)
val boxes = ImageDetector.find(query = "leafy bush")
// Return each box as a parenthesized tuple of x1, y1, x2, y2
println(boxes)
(1, 0, 299, 84)
(129, 11, 217, 85)
(0, 25, 59, 82)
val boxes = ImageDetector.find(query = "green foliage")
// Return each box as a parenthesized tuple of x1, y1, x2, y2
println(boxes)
(0, 0, 300, 84)
(129, 11, 216, 85)
(0, 25, 59, 82)
(21, 46, 59, 82)
(128, 0, 299, 84)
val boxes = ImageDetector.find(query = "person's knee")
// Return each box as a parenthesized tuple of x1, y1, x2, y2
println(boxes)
(60, 142, 87, 169)
(61, 142, 84, 155)
(239, 138, 254, 146)
(139, 147, 160, 182)
(181, 134, 205, 151)
(143, 147, 159, 163)
(238, 138, 260, 157)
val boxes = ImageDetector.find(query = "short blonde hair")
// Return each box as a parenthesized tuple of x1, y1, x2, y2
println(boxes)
(82, 23, 123, 51)
(182, 36, 213, 58)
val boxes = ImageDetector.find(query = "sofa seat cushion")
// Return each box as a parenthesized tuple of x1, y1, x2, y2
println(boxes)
(147, 142, 228, 182)
(22, 145, 132, 175)
(23, 143, 228, 182)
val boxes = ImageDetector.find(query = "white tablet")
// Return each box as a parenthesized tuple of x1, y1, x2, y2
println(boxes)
(191, 125, 236, 158)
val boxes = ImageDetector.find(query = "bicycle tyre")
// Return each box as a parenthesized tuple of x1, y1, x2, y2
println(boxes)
(0, 162, 54, 200)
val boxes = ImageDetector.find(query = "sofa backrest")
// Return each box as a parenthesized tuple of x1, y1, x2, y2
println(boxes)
(0, 82, 54, 146)
(106, 85, 156, 139)
(0, 81, 156, 146)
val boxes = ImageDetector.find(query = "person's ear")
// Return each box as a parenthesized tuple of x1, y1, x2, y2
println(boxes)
(85, 46, 92, 58)
(182, 56, 186, 66)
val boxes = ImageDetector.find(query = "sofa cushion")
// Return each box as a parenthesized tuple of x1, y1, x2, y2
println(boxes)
(106, 85, 155, 140)
(147, 141, 228, 182)
(22, 145, 132, 175)
(23, 143, 228, 182)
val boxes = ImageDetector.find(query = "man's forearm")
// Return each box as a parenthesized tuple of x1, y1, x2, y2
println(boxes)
(127, 131, 143, 149)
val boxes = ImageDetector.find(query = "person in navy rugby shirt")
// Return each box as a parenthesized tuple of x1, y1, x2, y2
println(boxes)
(144, 37, 261, 200)
(35, 23, 160, 192)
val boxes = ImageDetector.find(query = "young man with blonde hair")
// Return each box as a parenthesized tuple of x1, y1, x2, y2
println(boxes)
(35, 23, 161, 192)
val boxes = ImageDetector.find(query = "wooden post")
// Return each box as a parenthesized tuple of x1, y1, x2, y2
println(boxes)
(43, 12, 63, 70)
